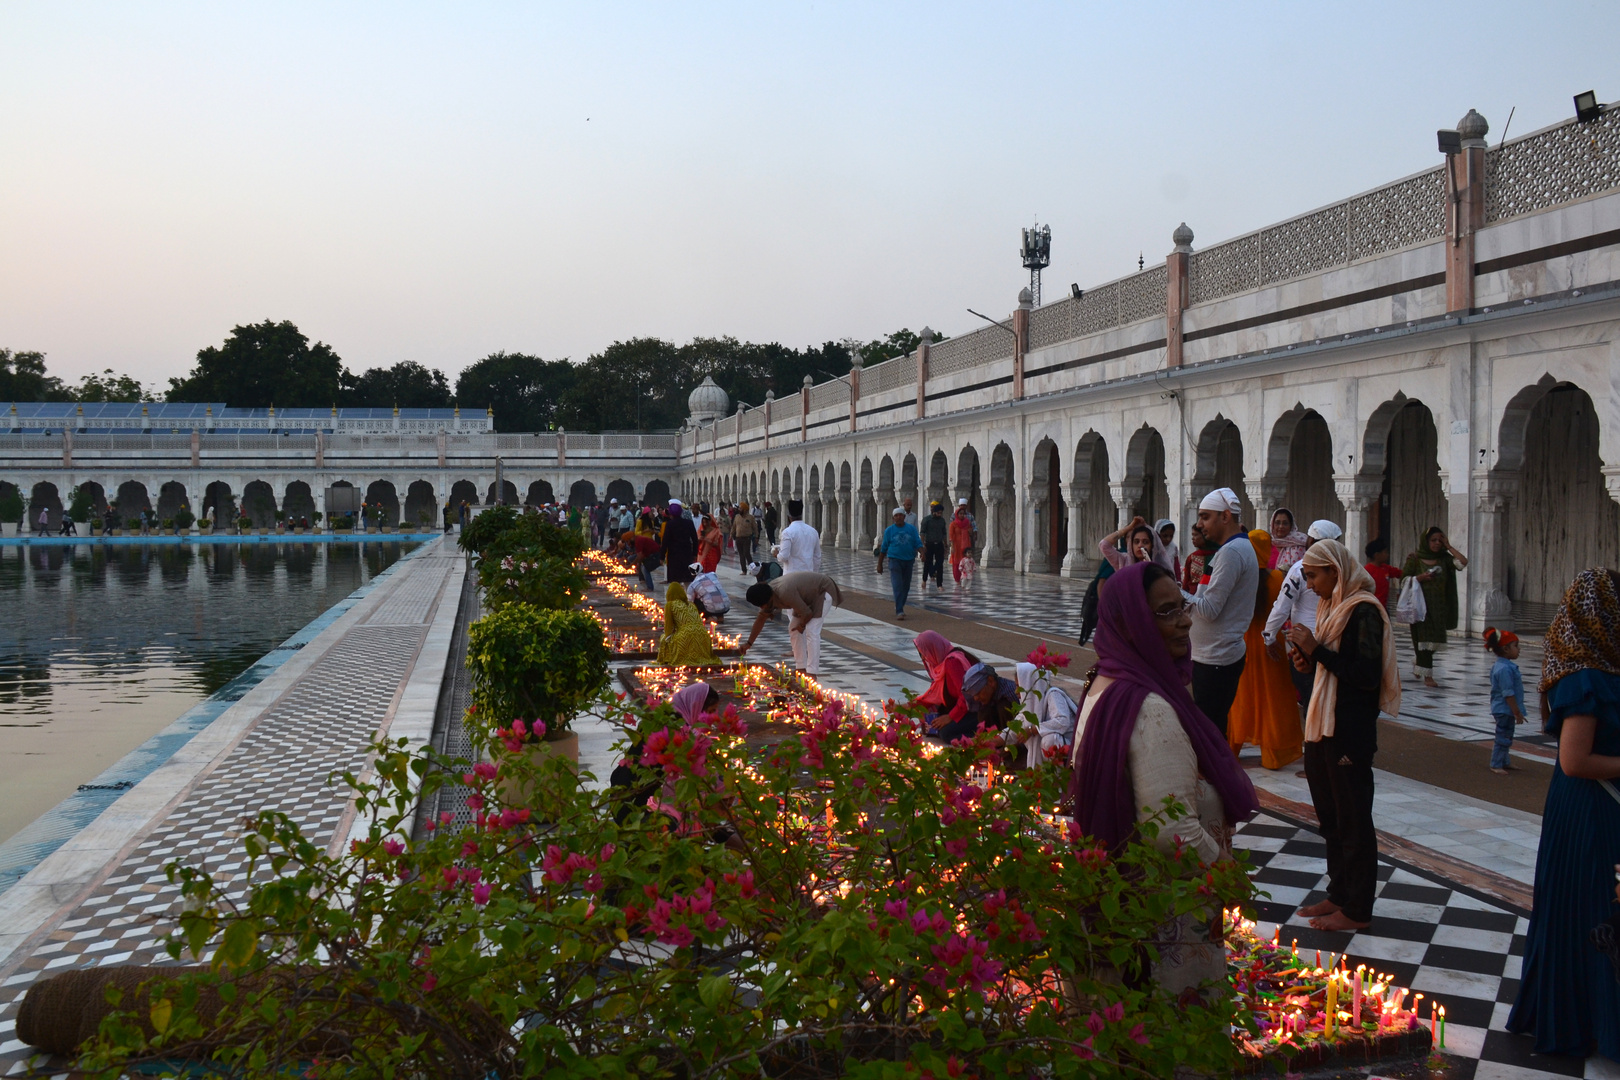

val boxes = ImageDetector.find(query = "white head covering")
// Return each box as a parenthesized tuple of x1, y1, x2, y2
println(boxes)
(1307, 519, 1343, 541)
(892, 507, 906, 517)
(1012, 662, 1079, 762)
(1199, 487, 1242, 514)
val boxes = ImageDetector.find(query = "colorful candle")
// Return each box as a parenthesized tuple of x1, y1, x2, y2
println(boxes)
(1353, 967, 1362, 1027)
(1439, 1005, 1446, 1048)
(1325, 975, 1337, 1038)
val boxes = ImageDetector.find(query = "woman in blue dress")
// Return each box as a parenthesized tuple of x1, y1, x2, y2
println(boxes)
(1508, 568, 1620, 1062)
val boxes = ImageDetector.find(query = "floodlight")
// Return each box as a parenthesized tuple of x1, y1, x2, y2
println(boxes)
(1436, 129, 1461, 155)
(1575, 91, 1602, 123)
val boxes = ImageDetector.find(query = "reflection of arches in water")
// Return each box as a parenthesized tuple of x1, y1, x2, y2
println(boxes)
(643, 478, 671, 507)
(525, 480, 555, 506)
(1503, 381, 1619, 620)
(568, 480, 597, 508)
(1266, 406, 1342, 529)
(1367, 398, 1446, 562)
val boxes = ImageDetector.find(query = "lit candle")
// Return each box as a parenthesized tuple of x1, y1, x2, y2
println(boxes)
(1430, 1000, 1436, 1040)
(1325, 975, 1337, 1038)
(1353, 967, 1362, 1028)
(1439, 1006, 1446, 1048)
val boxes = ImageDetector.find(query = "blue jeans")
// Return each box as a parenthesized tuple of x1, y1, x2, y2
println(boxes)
(889, 558, 915, 615)
(1491, 713, 1517, 768)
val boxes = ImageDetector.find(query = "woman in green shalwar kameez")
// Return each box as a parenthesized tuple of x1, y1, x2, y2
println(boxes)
(1401, 526, 1469, 688)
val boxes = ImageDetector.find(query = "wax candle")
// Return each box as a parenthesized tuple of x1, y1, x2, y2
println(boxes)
(1325, 976, 1337, 1038)
(1439, 1006, 1446, 1048)
(1430, 1001, 1437, 1040)
(1353, 968, 1362, 1027)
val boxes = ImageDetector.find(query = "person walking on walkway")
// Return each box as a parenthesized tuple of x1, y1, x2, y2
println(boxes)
(1508, 568, 1620, 1062)
(1287, 539, 1401, 932)
(741, 570, 841, 676)
(1401, 526, 1468, 688)
(919, 501, 948, 591)
(948, 502, 974, 585)
(763, 501, 779, 546)
(1068, 559, 1259, 994)
(775, 500, 821, 574)
(1184, 488, 1258, 736)
(731, 501, 757, 574)
(696, 514, 723, 574)
(1264, 519, 1343, 707)
(1484, 628, 1526, 775)
(660, 500, 699, 585)
(879, 507, 923, 619)
(1228, 530, 1305, 770)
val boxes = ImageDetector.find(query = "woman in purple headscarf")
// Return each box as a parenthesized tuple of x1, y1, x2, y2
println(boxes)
(1069, 560, 1259, 995)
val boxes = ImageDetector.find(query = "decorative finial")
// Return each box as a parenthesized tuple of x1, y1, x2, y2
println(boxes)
(919, 326, 935, 344)
(1172, 222, 1194, 253)
(1018, 286, 1033, 308)
(1457, 109, 1489, 145)
(393, 402, 399, 417)
(803, 375, 813, 387)
(1138, 252, 1145, 272)
(487, 403, 494, 416)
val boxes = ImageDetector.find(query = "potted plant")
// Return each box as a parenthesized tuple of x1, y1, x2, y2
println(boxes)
(417, 511, 433, 533)
(237, 515, 252, 535)
(90, 517, 104, 535)
(0, 487, 21, 537)
(175, 508, 196, 534)
(335, 513, 352, 534)
(197, 517, 211, 534)
(274, 510, 286, 534)
(311, 510, 324, 534)
(467, 605, 609, 810)
(125, 516, 142, 534)
(162, 517, 176, 535)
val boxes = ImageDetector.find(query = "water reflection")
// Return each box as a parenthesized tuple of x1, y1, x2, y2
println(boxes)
(0, 540, 418, 841)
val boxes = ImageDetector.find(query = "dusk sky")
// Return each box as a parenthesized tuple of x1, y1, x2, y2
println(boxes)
(1, 2, 1613, 390)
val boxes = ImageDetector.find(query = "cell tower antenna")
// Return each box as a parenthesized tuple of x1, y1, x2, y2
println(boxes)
(1020, 220, 1051, 306)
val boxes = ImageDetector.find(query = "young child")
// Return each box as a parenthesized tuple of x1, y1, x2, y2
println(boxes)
(1364, 538, 1403, 610)
(1484, 627, 1526, 775)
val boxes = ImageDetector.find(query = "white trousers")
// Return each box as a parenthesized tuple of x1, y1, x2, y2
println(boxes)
(789, 594, 832, 675)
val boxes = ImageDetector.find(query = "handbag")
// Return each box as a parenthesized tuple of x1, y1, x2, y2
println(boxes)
(1394, 575, 1428, 625)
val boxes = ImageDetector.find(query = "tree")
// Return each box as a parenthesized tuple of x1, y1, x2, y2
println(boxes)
(72, 369, 150, 403)
(454, 352, 577, 433)
(167, 320, 344, 407)
(342, 361, 453, 409)
(0, 349, 69, 401)
(554, 338, 682, 432)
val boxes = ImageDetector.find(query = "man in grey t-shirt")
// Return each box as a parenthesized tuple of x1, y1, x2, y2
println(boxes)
(1182, 487, 1258, 736)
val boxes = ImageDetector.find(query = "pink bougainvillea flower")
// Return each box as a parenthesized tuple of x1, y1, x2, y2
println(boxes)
(465, 793, 485, 811)
(421, 972, 438, 993)
(1129, 1023, 1149, 1046)
(473, 762, 498, 781)
(383, 839, 404, 856)
(472, 883, 492, 905)
(1086, 1011, 1106, 1034)
(1073, 1037, 1095, 1060)
(1103, 1001, 1125, 1023)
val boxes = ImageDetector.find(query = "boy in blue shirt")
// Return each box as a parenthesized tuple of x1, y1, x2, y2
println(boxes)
(1484, 627, 1525, 775)
(879, 507, 924, 619)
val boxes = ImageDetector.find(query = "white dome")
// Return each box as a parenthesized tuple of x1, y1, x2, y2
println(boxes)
(687, 376, 729, 424)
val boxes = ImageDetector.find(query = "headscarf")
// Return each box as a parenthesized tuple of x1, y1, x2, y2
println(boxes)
(1249, 528, 1273, 567)
(1069, 561, 1258, 849)
(1125, 521, 1176, 573)
(914, 630, 951, 677)
(666, 582, 688, 605)
(1539, 568, 1620, 693)
(1154, 518, 1180, 569)
(671, 682, 711, 724)
(1301, 540, 1400, 741)
(1269, 508, 1307, 570)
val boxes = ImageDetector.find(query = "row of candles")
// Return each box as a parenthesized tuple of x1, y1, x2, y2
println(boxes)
(590, 573, 741, 652)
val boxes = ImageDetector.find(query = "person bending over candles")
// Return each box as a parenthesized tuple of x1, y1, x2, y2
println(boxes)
(740, 571, 842, 676)
(914, 630, 979, 735)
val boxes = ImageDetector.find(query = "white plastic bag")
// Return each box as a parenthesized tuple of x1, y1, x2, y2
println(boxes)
(1394, 575, 1427, 625)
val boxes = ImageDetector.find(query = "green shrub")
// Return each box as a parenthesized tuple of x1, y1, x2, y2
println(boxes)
(66, 485, 96, 523)
(458, 503, 518, 554)
(175, 508, 196, 530)
(126, 517, 142, 531)
(0, 486, 21, 524)
(466, 605, 608, 738)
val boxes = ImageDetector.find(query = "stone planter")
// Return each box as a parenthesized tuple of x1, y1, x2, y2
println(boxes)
(494, 732, 580, 818)
(1, 522, 16, 537)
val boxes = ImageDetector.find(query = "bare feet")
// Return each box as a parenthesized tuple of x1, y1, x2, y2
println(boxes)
(1297, 899, 1341, 918)
(1424, 676, 1440, 689)
(1310, 911, 1371, 931)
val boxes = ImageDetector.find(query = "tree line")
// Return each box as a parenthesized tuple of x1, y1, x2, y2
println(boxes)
(4, 320, 940, 432)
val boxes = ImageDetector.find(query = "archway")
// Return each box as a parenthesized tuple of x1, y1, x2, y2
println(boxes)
(955, 446, 984, 538)
(1029, 438, 1065, 573)
(1504, 382, 1619, 622)
(203, 481, 236, 529)
(449, 479, 480, 511)
(365, 480, 400, 528)
(28, 482, 63, 532)
(525, 480, 554, 507)
(986, 442, 1016, 567)
(1191, 418, 1253, 525)
(1368, 399, 1446, 561)
(837, 461, 853, 546)
(240, 480, 276, 528)
(793, 466, 803, 499)
(115, 480, 154, 525)
(928, 449, 950, 506)
(568, 480, 597, 509)
(73, 481, 109, 523)
(900, 453, 919, 510)
(859, 459, 877, 546)
(283, 481, 315, 524)
(1126, 426, 1172, 525)
(1266, 407, 1343, 530)
(403, 480, 438, 529)
(643, 479, 671, 508)
(485, 479, 519, 506)
(605, 479, 636, 507)
(807, 465, 821, 529)
(1073, 433, 1116, 574)
(155, 481, 192, 524)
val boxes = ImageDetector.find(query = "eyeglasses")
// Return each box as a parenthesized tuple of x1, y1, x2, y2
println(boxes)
(1150, 600, 1193, 621)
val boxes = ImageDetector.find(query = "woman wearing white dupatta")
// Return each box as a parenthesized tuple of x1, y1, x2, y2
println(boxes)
(1284, 539, 1401, 931)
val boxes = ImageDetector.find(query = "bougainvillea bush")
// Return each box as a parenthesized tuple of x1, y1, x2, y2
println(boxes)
(75, 692, 1254, 1080)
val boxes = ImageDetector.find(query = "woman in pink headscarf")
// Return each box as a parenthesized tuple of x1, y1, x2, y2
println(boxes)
(914, 630, 979, 734)
(1268, 508, 1308, 571)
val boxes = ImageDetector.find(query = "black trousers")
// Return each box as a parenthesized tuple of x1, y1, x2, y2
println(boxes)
(1191, 657, 1246, 735)
(923, 541, 946, 587)
(1302, 741, 1377, 923)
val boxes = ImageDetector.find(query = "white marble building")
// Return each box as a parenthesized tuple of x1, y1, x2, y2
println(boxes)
(677, 107, 1620, 631)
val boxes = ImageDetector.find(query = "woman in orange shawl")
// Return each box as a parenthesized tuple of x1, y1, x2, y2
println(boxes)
(697, 515, 724, 574)
(1227, 529, 1304, 769)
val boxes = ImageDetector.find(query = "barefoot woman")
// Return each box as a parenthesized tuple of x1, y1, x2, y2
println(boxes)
(1286, 539, 1402, 931)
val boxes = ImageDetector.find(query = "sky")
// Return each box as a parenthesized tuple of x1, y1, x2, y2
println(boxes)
(1, 2, 1615, 391)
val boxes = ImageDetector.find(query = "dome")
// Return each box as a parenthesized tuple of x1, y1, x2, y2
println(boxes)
(687, 376, 729, 424)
